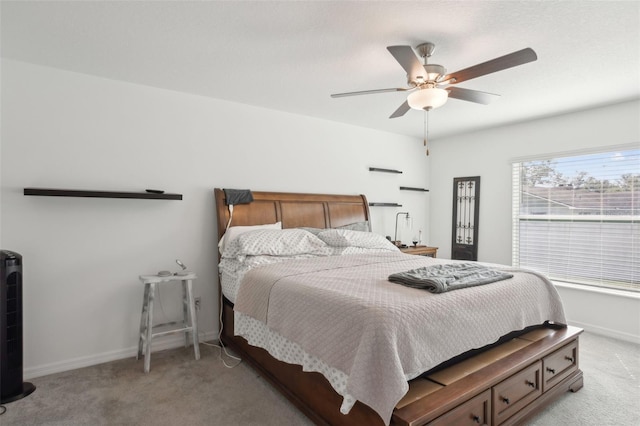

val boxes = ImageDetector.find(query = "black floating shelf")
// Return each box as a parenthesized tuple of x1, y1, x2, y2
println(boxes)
(400, 186, 430, 192)
(369, 202, 403, 207)
(368, 167, 403, 174)
(24, 188, 182, 200)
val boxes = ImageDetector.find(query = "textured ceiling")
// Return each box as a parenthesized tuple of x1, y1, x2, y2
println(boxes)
(2, 1, 639, 140)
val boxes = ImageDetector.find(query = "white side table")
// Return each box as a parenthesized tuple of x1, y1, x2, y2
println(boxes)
(137, 272, 200, 373)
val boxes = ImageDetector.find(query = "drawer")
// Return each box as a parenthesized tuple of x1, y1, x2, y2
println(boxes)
(543, 339, 578, 392)
(492, 361, 542, 425)
(429, 389, 491, 426)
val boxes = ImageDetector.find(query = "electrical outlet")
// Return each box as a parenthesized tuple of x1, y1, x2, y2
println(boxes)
(194, 297, 201, 311)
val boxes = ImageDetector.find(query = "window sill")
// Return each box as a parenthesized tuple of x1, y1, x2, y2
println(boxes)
(552, 280, 640, 300)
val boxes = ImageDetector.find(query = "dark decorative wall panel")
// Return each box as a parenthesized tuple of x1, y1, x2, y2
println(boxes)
(451, 176, 480, 261)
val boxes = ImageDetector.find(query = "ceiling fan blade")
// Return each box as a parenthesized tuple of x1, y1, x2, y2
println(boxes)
(330, 88, 408, 98)
(442, 48, 537, 85)
(390, 101, 411, 119)
(447, 87, 500, 105)
(387, 45, 425, 81)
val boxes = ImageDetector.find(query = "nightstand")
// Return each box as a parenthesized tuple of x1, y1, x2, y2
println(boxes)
(400, 245, 439, 258)
(137, 272, 200, 373)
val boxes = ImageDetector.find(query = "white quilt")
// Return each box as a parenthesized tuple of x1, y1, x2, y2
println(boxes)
(232, 252, 566, 425)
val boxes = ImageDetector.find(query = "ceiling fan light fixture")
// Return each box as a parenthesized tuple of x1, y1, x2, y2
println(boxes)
(407, 88, 448, 111)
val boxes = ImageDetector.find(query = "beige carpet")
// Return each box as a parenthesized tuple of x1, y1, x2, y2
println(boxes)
(1, 331, 638, 425)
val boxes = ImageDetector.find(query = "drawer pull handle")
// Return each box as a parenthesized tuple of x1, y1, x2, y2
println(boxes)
(565, 356, 575, 362)
(526, 380, 535, 388)
(472, 415, 480, 423)
(546, 367, 556, 374)
(502, 397, 510, 404)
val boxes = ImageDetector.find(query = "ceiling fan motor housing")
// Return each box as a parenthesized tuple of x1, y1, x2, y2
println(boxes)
(420, 64, 446, 83)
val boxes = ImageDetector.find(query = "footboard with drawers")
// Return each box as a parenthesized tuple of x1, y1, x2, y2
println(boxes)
(394, 326, 583, 426)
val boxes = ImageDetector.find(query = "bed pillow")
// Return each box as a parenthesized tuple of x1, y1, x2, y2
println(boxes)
(218, 222, 282, 253)
(298, 227, 323, 235)
(222, 228, 330, 259)
(336, 221, 370, 232)
(316, 229, 398, 251)
(298, 221, 370, 235)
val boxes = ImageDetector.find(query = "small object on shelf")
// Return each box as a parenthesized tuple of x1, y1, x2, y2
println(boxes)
(145, 189, 165, 194)
(368, 167, 403, 174)
(157, 270, 172, 277)
(369, 202, 402, 207)
(400, 186, 429, 192)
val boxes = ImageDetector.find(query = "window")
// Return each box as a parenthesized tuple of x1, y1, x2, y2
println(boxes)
(512, 146, 639, 292)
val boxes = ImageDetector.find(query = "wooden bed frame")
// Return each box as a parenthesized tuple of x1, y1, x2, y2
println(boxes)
(214, 188, 583, 426)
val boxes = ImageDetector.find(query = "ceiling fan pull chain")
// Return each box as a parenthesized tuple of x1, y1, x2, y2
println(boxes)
(424, 110, 430, 156)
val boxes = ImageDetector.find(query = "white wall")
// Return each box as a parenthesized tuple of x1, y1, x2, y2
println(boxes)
(0, 59, 431, 378)
(429, 100, 640, 342)
(2, 59, 637, 380)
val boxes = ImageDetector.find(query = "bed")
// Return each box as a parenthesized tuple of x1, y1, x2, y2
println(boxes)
(214, 188, 583, 426)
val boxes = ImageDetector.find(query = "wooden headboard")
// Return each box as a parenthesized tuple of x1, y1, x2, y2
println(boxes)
(214, 188, 370, 243)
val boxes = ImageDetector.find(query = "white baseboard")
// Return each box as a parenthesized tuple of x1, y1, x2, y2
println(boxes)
(24, 330, 219, 380)
(569, 320, 640, 344)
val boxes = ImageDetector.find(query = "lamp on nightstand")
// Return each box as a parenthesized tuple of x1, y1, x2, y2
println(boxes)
(394, 212, 412, 246)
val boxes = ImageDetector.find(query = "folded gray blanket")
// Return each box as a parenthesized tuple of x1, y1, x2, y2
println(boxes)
(388, 262, 514, 293)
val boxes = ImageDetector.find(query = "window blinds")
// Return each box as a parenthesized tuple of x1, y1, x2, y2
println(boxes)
(512, 147, 639, 292)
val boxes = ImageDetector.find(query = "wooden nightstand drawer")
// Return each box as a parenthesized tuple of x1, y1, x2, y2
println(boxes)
(400, 246, 438, 257)
(543, 340, 578, 392)
(492, 361, 542, 425)
(429, 389, 491, 425)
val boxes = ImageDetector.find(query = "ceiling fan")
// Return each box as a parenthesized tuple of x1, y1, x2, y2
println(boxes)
(331, 42, 538, 119)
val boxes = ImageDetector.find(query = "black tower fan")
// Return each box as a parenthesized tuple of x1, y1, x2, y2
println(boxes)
(1, 250, 35, 403)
